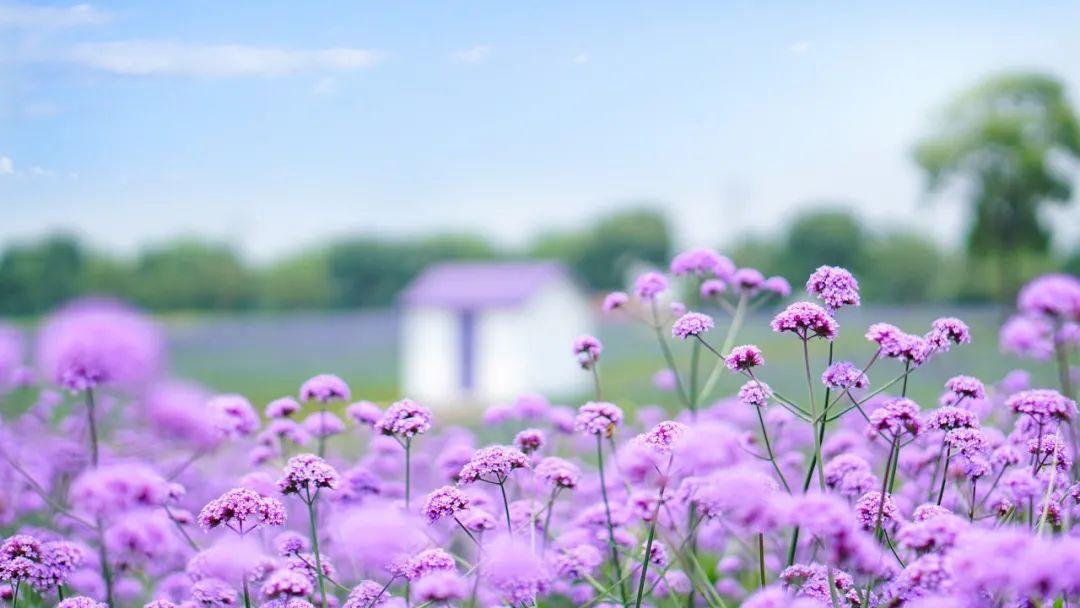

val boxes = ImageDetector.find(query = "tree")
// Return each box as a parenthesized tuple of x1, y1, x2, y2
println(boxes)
(860, 232, 944, 303)
(914, 73, 1080, 302)
(131, 240, 256, 310)
(777, 207, 867, 283)
(0, 234, 85, 315)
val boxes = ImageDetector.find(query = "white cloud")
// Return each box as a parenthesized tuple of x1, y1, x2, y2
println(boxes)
(0, 2, 109, 28)
(570, 52, 589, 64)
(67, 41, 384, 77)
(0, 156, 13, 175)
(312, 76, 338, 95)
(789, 41, 810, 54)
(452, 45, 490, 63)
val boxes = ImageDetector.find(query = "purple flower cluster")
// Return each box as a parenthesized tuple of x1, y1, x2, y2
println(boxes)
(821, 361, 869, 390)
(771, 302, 839, 340)
(572, 334, 603, 368)
(574, 401, 624, 438)
(457, 445, 530, 484)
(671, 312, 714, 339)
(806, 265, 861, 311)
(277, 453, 341, 499)
(373, 399, 433, 438)
(197, 488, 287, 534)
(725, 344, 765, 371)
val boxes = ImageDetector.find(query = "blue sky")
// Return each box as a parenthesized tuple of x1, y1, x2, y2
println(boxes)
(2, 1, 1079, 260)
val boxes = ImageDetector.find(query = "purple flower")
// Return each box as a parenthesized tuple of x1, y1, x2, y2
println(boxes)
(36, 298, 163, 392)
(482, 536, 551, 604)
(684, 467, 782, 531)
(806, 265, 861, 311)
(413, 570, 468, 603)
(733, 268, 766, 293)
(343, 580, 388, 608)
(635, 421, 688, 454)
(700, 279, 727, 298)
(999, 315, 1057, 360)
(926, 406, 979, 431)
(771, 302, 839, 341)
(944, 375, 985, 401)
(400, 548, 456, 581)
(551, 544, 602, 579)
(56, 597, 108, 608)
(208, 394, 260, 439)
(672, 312, 714, 339)
(725, 344, 764, 371)
(633, 272, 669, 300)
(867, 398, 922, 438)
(943, 428, 989, 457)
(191, 578, 238, 606)
(652, 368, 677, 392)
(926, 317, 971, 351)
(821, 361, 869, 390)
(1018, 273, 1080, 320)
(738, 380, 773, 407)
(373, 398, 433, 438)
(69, 463, 169, 517)
(277, 454, 340, 499)
(260, 569, 314, 599)
(298, 373, 351, 403)
(197, 488, 286, 534)
(574, 401, 624, 438)
(457, 445, 530, 484)
(302, 411, 345, 438)
(572, 334, 603, 369)
(602, 291, 629, 312)
(273, 532, 308, 556)
(422, 486, 470, 524)
(762, 276, 792, 297)
(265, 397, 300, 419)
(670, 248, 731, 277)
(1006, 388, 1077, 423)
(513, 428, 545, 454)
(824, 454, 877, 499)
(345, 400, 382, 426)
(535, 457, 581, 489)
(854, 491, 899, 530)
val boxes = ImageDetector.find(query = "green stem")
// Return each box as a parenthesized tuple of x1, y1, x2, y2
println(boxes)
(498, 479, 513, 533)
(757, 533, 766, 588)
(306, 495, 329, 608)
(635, 504, 661, 608)
(596, 436, 628, 606)
(936, 447, 952, 506)
(755, 405, 791, 493)
(405, 437, 413, 509)
(696, 293, 748, 404)
(243, 580, 251, 608)
(85, 388, 100, 467)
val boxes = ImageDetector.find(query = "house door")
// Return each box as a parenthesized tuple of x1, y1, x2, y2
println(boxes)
(459, 309, 476, 392)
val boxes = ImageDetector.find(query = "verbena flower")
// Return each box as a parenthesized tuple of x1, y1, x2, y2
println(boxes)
(208, 393, 260, 439)
(854, 491, 899, 530)
(821, 361, 869, 390)
(1006, 388, 1077, 424)
(277, 454, 341, 499)
(733, 268, 766, 293)
(762, 276, 792, 297)
(700, 279, 727, 298)
(535, 457, 581, 489)
(738, 380, 773, 408)
(771, 302, 838, 340)
(1017, 273, 1080, 320)
(725, 344, 764, 371)
(69, 463, 169, 518)
(806, 265, 860, 311)
(56, 597, 108, 608)
(457, 445, 530, 484)
(299, 373, 351, 403)
(413, 570, 468, 603)
(602, 291, 629, 312)
(260, 569, 314, 599)
(867, 398, 922, 438)
(926, 317, 972, 351)
(926, 406, 979, 431)
(373, 398, 433, 437)
(574, 401, 624, 438)
(422, 486, 470, 523)
(482, 536, 551, 604)
(513, 428, 545, 454)
(670, 248, 730, 277)
(197, 488, 286, 534)
(633, 272, 669, 300)
(572, 334, 603, 368)
(635, 420, 688, 454)
(944, 375, 986, 401)
(672, 312, 714, 339)
(265, 397, 301, 419)
(343, 580, 388, 608)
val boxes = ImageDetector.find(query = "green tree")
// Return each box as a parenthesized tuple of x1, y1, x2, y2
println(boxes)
(777, 207, 867, 283)
(860, 232, 944, 302)
(914, 73, 1080, 302)
(0, 234, 85, 315)
(259, 250, 337, 310)
(530, 208, 671, 289)
(131, 240, 255, 310)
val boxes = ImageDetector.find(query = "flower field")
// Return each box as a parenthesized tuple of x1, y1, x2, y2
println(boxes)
(0, 251, 1078, 608)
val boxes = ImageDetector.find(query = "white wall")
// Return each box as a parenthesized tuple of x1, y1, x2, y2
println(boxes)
(401, 307, 459, 404)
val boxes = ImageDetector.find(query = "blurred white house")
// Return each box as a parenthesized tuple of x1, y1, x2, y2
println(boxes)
(399, 261, 594, 404)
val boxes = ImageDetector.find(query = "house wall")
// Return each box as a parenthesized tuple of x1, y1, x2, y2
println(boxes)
(400, 306, 459, 403)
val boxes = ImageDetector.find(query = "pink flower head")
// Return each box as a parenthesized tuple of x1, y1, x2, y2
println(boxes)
(413, 570, 468, 603)
(56, 597, 108, 608)
(738, 380, 773, 407)
(422, 486, 470, 524)
(944, 375, 986, 401)
(535, 457, 581, 489)
(602, 291, 629, 312)
(260, 569, 314, 600)
(635, 421, 688, 454)
(299, 374, 350, 403)
(699, 279, 727, 298)
(303, 411, 345, 438)
(805, 265, 860, 311)
(513, 428, 545, 454)
(821, 361, 869, 390)
(867, 397, 922, 438)
(762, 276, 792, 297)
(652, 368, 677, 392)
(277, 454, 340, 500)
(1018, 273, 1080, 320)
(634, 272, 669, 300)
(733, 268, 765, 293)
(854, 491, 898, 530)
(208, 394, 260, 439)
(346, 401, 382, 427)
(672, 312, 714, 340)
(926, 406, 979, 431)
(574, 401, 624, 438)
(373, 398, 433, 438)
(36, 298, 163, 392)
(69, 463, 169, 518)
(400, 548, 456, 581)
(457, 445, 530, 484)
(670, 248, 728, 277)
(1006, 389, 1077, 424)
(725, 344, 764, 372)
(573, 334, 603, 369)
(926, 317, 972, 352)
(771, 302, 838, 341)
(198, 488, 286, 534)
(265, 397, 301, 419)
(344, 581, 388, 608)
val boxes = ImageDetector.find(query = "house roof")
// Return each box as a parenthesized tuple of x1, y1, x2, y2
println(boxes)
(399, 261, 576, 308)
